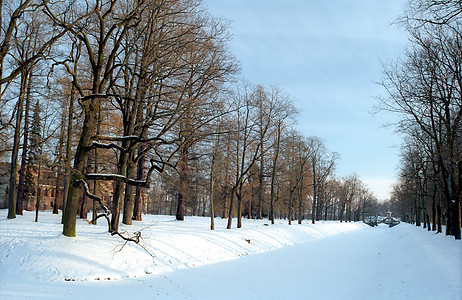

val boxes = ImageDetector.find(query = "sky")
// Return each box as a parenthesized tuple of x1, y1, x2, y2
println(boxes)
(204, 0, 410, 201)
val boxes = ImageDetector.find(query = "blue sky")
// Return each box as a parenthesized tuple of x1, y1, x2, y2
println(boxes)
(204, 0, 409, 201)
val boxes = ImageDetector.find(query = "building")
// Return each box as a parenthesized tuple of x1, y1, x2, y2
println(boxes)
(0, 162, 61, 210)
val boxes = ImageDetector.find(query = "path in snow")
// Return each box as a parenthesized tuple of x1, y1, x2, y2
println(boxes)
(148, 224, 461, 299)
(2, 221, 459, 300)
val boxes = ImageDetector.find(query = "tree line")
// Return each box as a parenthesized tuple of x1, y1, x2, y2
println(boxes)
(1, 0, 380, 239)
(379, 0, 461, 240)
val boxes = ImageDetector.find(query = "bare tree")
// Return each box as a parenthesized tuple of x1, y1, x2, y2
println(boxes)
(226, 84, 261, 229)
(6, 5, 49, 218)
(306, 137, 338, 224)
(43, 0, 147, 237)
(379, 16, 461, 238)
(285, 131, 309, 225)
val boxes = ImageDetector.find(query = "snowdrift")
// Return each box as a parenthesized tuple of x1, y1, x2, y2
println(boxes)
(0, 210, 361, 282)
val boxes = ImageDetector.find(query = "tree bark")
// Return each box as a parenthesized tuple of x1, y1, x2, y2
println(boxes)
(7, 70, 28, 219)
(53, 99, 66, 214)
(61, 82, 75, 224)
(226, 187, 236, 229)
(16, 70, 33, 215)
(298, 173, 304, 224)
(311, 159, 317, 224)
(111, 150, 129, 232)
(63, 99, 98, 237)
(122, 154, 136, 225)
(133, 153, 145, 221)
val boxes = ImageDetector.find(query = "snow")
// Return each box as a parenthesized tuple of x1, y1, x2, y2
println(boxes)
(0, 210, 461, 299)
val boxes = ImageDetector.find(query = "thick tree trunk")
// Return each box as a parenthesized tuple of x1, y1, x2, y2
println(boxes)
(91, 104, 101, 224)
(209, 171, 215, 230)
(237, 190, 242, 228)
(222, 189, 229, 219)
(122, 157, 136, 225)
(226, 187, 235, 229)
(176, 190, 185, 221)
(133, 154, 145, 221)
(176, 144, 189, 221)
(63, 99, 98, 237)
(79, 157, 92, 219)
(61, 89, 74, 224)
(111, 151, 129, 232)
(7, 71, 28, 219)
(53, 101, 66, 215)
(16, 73, 32, 215)
(269, 178, 275, 225)
(415, 191, 421, 227)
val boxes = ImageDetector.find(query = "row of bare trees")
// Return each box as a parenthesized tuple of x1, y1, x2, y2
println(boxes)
(1, 0, 379, 239)
(379, 0, 461, 239)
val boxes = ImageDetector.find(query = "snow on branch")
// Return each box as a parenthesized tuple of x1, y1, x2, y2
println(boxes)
(85, 158, 161, 189)
(77, 179, 111, 216)
(86, 173, 150, 187)
(79, 94, 111, 101)
(89, 141, 126, 152)
(77, 179, 141, 244)
(92, 135, 140, 142)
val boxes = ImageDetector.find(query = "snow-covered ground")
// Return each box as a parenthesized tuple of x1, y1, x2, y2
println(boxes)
(0, 209, 460, 299)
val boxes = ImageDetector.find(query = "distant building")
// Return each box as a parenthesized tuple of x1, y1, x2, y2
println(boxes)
(0, 162, 9, 208)
(0, 162, 148, 216)
(0, 162, 61, 210)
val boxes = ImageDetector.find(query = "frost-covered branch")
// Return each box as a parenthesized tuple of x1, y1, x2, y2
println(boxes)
(77, 179, 110, 215)
(85, 158, 160, 188)
(86, 173, 150, 187)
(89, 141, 126, 152)
(92, 135, 140, 142)
(77, 179, 142, 244)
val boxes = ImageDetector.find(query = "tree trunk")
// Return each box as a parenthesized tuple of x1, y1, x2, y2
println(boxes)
(176, 140, 189, 221)
(16, 71, 32, 215)
(63, 99, 98, 237)
(111, 151, 129, 232)
(35, 136, 44, 223)
(133, 153, 145, 221)
(91, 103, 101, 224)
(431, 185, 437, 231)
(226, 187, 235, 229)
(79, 157, 92, 220)
(237, 188, 243, 228)
(311, 160, 317, 224)
(222, 138, 231, 219)
(288, 189, 294, 225)
(269, 123, 281, 225)
(53, 100, 66, 215)
(122, 156, 136, 225)
(176, 191, 185, 220)
(7, 70, 28, 219)
(257, 149, 264, 220)
(61, 73, 76, 225)
(210, 165, 215, 230)
(297, 173, 303, 224)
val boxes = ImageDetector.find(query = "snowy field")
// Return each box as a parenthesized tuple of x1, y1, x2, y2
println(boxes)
(0, 209, 460, 299)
